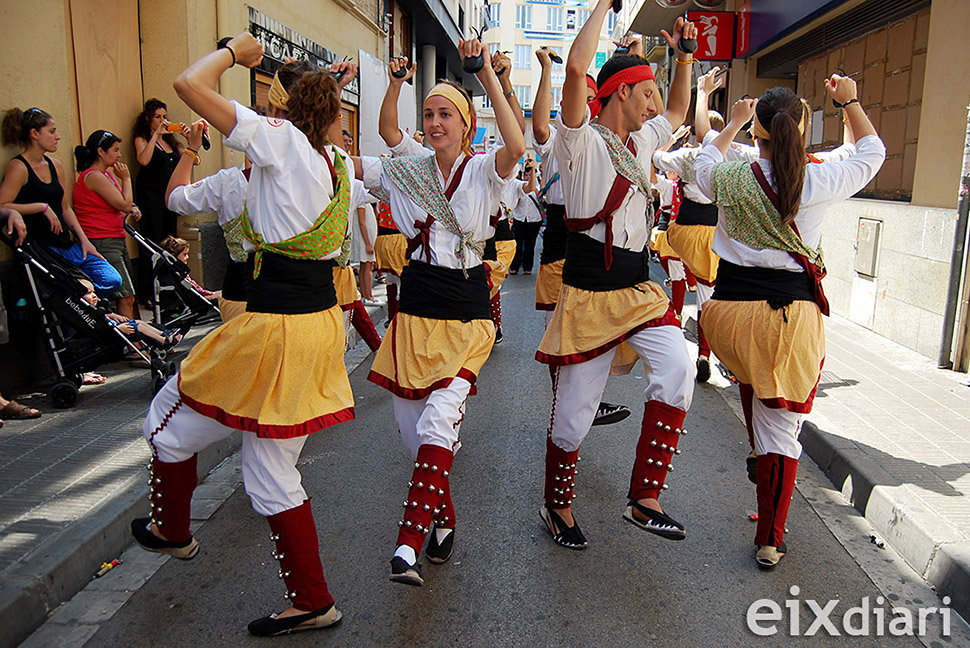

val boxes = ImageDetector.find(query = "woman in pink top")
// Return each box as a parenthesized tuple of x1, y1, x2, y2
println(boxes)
(73, 130, 141, 318)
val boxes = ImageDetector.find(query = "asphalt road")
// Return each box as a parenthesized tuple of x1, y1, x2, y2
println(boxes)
(86, 269, 942, 647)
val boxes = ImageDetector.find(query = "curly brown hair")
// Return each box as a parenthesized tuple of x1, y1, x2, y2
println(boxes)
(286, 70, 341, 154)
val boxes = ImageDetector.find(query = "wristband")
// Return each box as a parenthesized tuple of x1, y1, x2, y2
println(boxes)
(43, 203, 49, 213)
(841, 98, 860, 108)
(504, 90, 515, 98)
(184, 148, 201, 166)
(676, 57, 693, 65)
(219, 44, 236, 67)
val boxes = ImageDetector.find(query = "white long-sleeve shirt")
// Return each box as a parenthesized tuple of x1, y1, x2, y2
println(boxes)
(553, 107, 672, 252)
(532, 126, 564, 206)
(694, 134, 886, 272)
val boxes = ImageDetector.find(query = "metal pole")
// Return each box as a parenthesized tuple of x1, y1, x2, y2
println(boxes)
(938, 101, 970, 369)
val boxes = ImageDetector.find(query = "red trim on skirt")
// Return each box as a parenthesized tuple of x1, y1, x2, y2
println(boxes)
(756, 358, 824, 414)
(535, 302, 557, 311)
(535, 307, 681, 366)
(696, 277, 715, 287)
(367, 367, 479, 400)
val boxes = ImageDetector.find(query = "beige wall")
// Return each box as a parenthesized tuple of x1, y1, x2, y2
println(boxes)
(911, 0, 970, 209)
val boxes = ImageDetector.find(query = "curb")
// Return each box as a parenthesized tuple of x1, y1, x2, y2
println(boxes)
(0, 433, 239, 648)
(801, 419, 970, 622)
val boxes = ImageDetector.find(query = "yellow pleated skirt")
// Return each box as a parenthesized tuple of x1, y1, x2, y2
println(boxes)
(535, 259, 564, 310)
(375, 233, 409, 277)
(368, 313, 495, 399)
(334, 265, 358, 310)
(649, 228, 679, 260)
(666, 222, 719, 284)
(701, 299, 825, 413)
(178, 307, 354, 438)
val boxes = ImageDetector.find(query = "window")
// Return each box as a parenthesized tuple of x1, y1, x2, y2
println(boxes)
(551, 46, 564, 68)
(481, 93, 492, 109)
(576, 9, 590, 28)
(488, 3, 500, 25)
(551, 86, 562, 109)
(514, 45, 530, 70)
(606, 12, 617, 33)
(566, 9, 576, 30)
(547, 7, 563, 32)
(489, 43, 501, 54)
(515, 5, 532, 29)
(459, 6, 465, 32)
(514, 85, 532, 109)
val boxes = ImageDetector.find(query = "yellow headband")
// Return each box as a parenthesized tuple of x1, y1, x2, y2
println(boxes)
(425, 83, 471, 132)
(753, 106, 807, 141)
(268, 73, 289, 111)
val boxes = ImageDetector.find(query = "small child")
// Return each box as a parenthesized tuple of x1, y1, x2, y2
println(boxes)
(79, 279, 181, 349)
(158, 236, 222, 301)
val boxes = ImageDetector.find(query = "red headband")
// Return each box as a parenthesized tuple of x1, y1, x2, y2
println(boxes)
(588, 65, 655, 119)
(586, 76, 598, 93)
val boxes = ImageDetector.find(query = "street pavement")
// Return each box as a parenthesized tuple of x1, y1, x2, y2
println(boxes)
(32, 268, 963, 647)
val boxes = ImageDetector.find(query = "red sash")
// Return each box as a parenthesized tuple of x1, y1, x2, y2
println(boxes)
(564, 138, 637, 270)
(750, 162, 830, 316)
(406, 155, 472, 263)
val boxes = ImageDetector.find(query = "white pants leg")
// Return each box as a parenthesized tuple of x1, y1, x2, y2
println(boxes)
(545, 309, 556, 329)
(668, 259, 687, 281)
(623, 325, 695, 411)
(752, 399, 803, 460)
(548, 350, 616, 452)
(695, 283, 715, 310)
(393, 377, 471, 459)
(145, 374, 312, 517)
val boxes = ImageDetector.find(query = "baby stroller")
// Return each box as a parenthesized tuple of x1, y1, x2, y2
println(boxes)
(0, 233, 176, 407)
(124, 217, 220, 330)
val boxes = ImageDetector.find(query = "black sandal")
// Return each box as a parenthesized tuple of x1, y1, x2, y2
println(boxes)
(623, 500, 686, 541)
(247, 603, 342, 636)
(540, 505, 588, 550)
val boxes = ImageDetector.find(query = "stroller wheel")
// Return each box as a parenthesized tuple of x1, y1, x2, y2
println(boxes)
(69, 373, 83, 387)
(51, 381, 79, 408)
(164, 361, 177, 379)
(151, 375, 166, 395)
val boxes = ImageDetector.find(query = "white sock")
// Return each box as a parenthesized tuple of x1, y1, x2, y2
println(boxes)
(394, 544, 416, 565)
(435, 527, 453, 544)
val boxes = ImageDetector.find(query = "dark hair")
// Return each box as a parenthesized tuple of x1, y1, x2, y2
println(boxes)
(595, 55, 649, 109)
(286, 70, 341, 154)
(132, 98, 177, 149)
(74, 130, 122, 171)
(755, 87, 807, 225)
(159, 235, 190, 257)
(2, 107, 54, 148)
(276, 60, 316, 94)
(342, 129, 353, 139)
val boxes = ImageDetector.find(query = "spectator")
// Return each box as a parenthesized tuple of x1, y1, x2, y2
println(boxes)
(78, 278, 181, 349)
(132, 99, 187, 303)
(0, 107, 122, 295)
(0, 391, 41, 427)
(73, 129, 141, 319)
(508, 159, 541, 275)
(158, 235, 220, 301)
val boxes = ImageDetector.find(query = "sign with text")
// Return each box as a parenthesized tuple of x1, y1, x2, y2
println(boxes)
(686, 10, 736, 61)
(735, 1, 751, 58)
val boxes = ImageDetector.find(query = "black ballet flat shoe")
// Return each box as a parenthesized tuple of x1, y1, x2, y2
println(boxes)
(540, 505, 588, 550)
(623, 501, 686, 541)
(746, 453, 758, 484)
(247, 603, 342, 636)
(592, 402, 631, 426)
(389, 556, 424, 586)
(130, 517, 199, 560)
(426, 528, 454, 564)
(494, 325, 504, 345)
(696, 357, 711, 383)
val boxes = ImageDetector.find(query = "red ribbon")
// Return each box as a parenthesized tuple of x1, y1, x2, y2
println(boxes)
(588, 65, 655, 119)
(586, 76, 598, 94)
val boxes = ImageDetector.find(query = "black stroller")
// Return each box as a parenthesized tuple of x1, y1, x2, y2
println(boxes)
(0, 233, 176, 407)
(124, 217, 221, 330)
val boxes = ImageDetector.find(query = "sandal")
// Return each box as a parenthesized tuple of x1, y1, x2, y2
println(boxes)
(82, 372, 107, 385)
(623, 500, 686, 541)
(756, 542, 788, 571)
(0, 400, 42, 420)
(160, 329, 182, 350)
(540, 505, 588, 550)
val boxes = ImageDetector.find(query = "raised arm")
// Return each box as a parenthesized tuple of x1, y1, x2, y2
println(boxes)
(379, 58, 416, 149)
(172, 33, 264, 136)
(694, 66, 722, 141)
(825, 74, 876, 141)
(166, 121, 206, 204)
(562, 0, 612, 128)
(523, 159, 538, 193)
(532, 48, 554, 144)
(660, 18, 697, 130)
(464, 41, 525, 177)
(492, 51, 526, 134)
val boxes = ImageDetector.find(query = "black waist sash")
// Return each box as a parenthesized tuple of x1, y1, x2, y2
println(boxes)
(494, 217, 514, 241)
(377, 226, 400, 236)
(540, 202, 567, 264)
(674, 197, 718, 226)
(562, 232, 649, 292)
(221, 257, 253, 302)
(655, 208, 672, 231)
(713, 260, 815, 309)
(483, 237, 497, 261)
(246, 253, 336, 314)
(399, 260, 490, 320)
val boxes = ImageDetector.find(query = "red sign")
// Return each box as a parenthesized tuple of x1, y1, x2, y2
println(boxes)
(735, 1, 751, 58)
(686, 10, 736, 61)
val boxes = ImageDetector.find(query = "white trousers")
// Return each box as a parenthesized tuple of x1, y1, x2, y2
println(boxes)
(695, 282, 714, 310)
(549, 325, 694, 452)
(145, 376, 309, 517)
(753, 398, 803, 460)
(392, 377, 472, 460)
(667, 259, 686, 281)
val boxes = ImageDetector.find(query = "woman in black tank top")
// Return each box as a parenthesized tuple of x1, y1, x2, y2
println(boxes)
(1, 107, 123, 295)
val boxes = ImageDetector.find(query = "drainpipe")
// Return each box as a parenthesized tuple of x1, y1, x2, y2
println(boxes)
(939, 102, 970, 370)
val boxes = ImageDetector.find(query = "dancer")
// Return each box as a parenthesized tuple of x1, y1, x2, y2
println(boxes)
(361, 41, 524, 586)
(508, 159, 541, 275)
(336, 179, 382, 351)
(535, 6, 697, 550)
(649, 167, 688, 317)
(130, 39, 356, 635)
(531, 45, 630, 427)
(695, 79, 884, 569)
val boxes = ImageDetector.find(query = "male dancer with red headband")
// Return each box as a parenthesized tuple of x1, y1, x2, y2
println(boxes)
(532, 46, 630, 427)
(536, 1, 697, 550)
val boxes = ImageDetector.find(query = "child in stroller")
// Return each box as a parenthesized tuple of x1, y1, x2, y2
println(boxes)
(77, 278, 182, 350)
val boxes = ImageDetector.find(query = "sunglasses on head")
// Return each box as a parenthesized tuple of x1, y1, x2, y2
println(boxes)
(98, 131, 116, 148)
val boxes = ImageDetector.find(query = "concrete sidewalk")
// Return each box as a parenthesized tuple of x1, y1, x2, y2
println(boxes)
(0, 293, 388, 648)
(798, 314, 970, 621)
